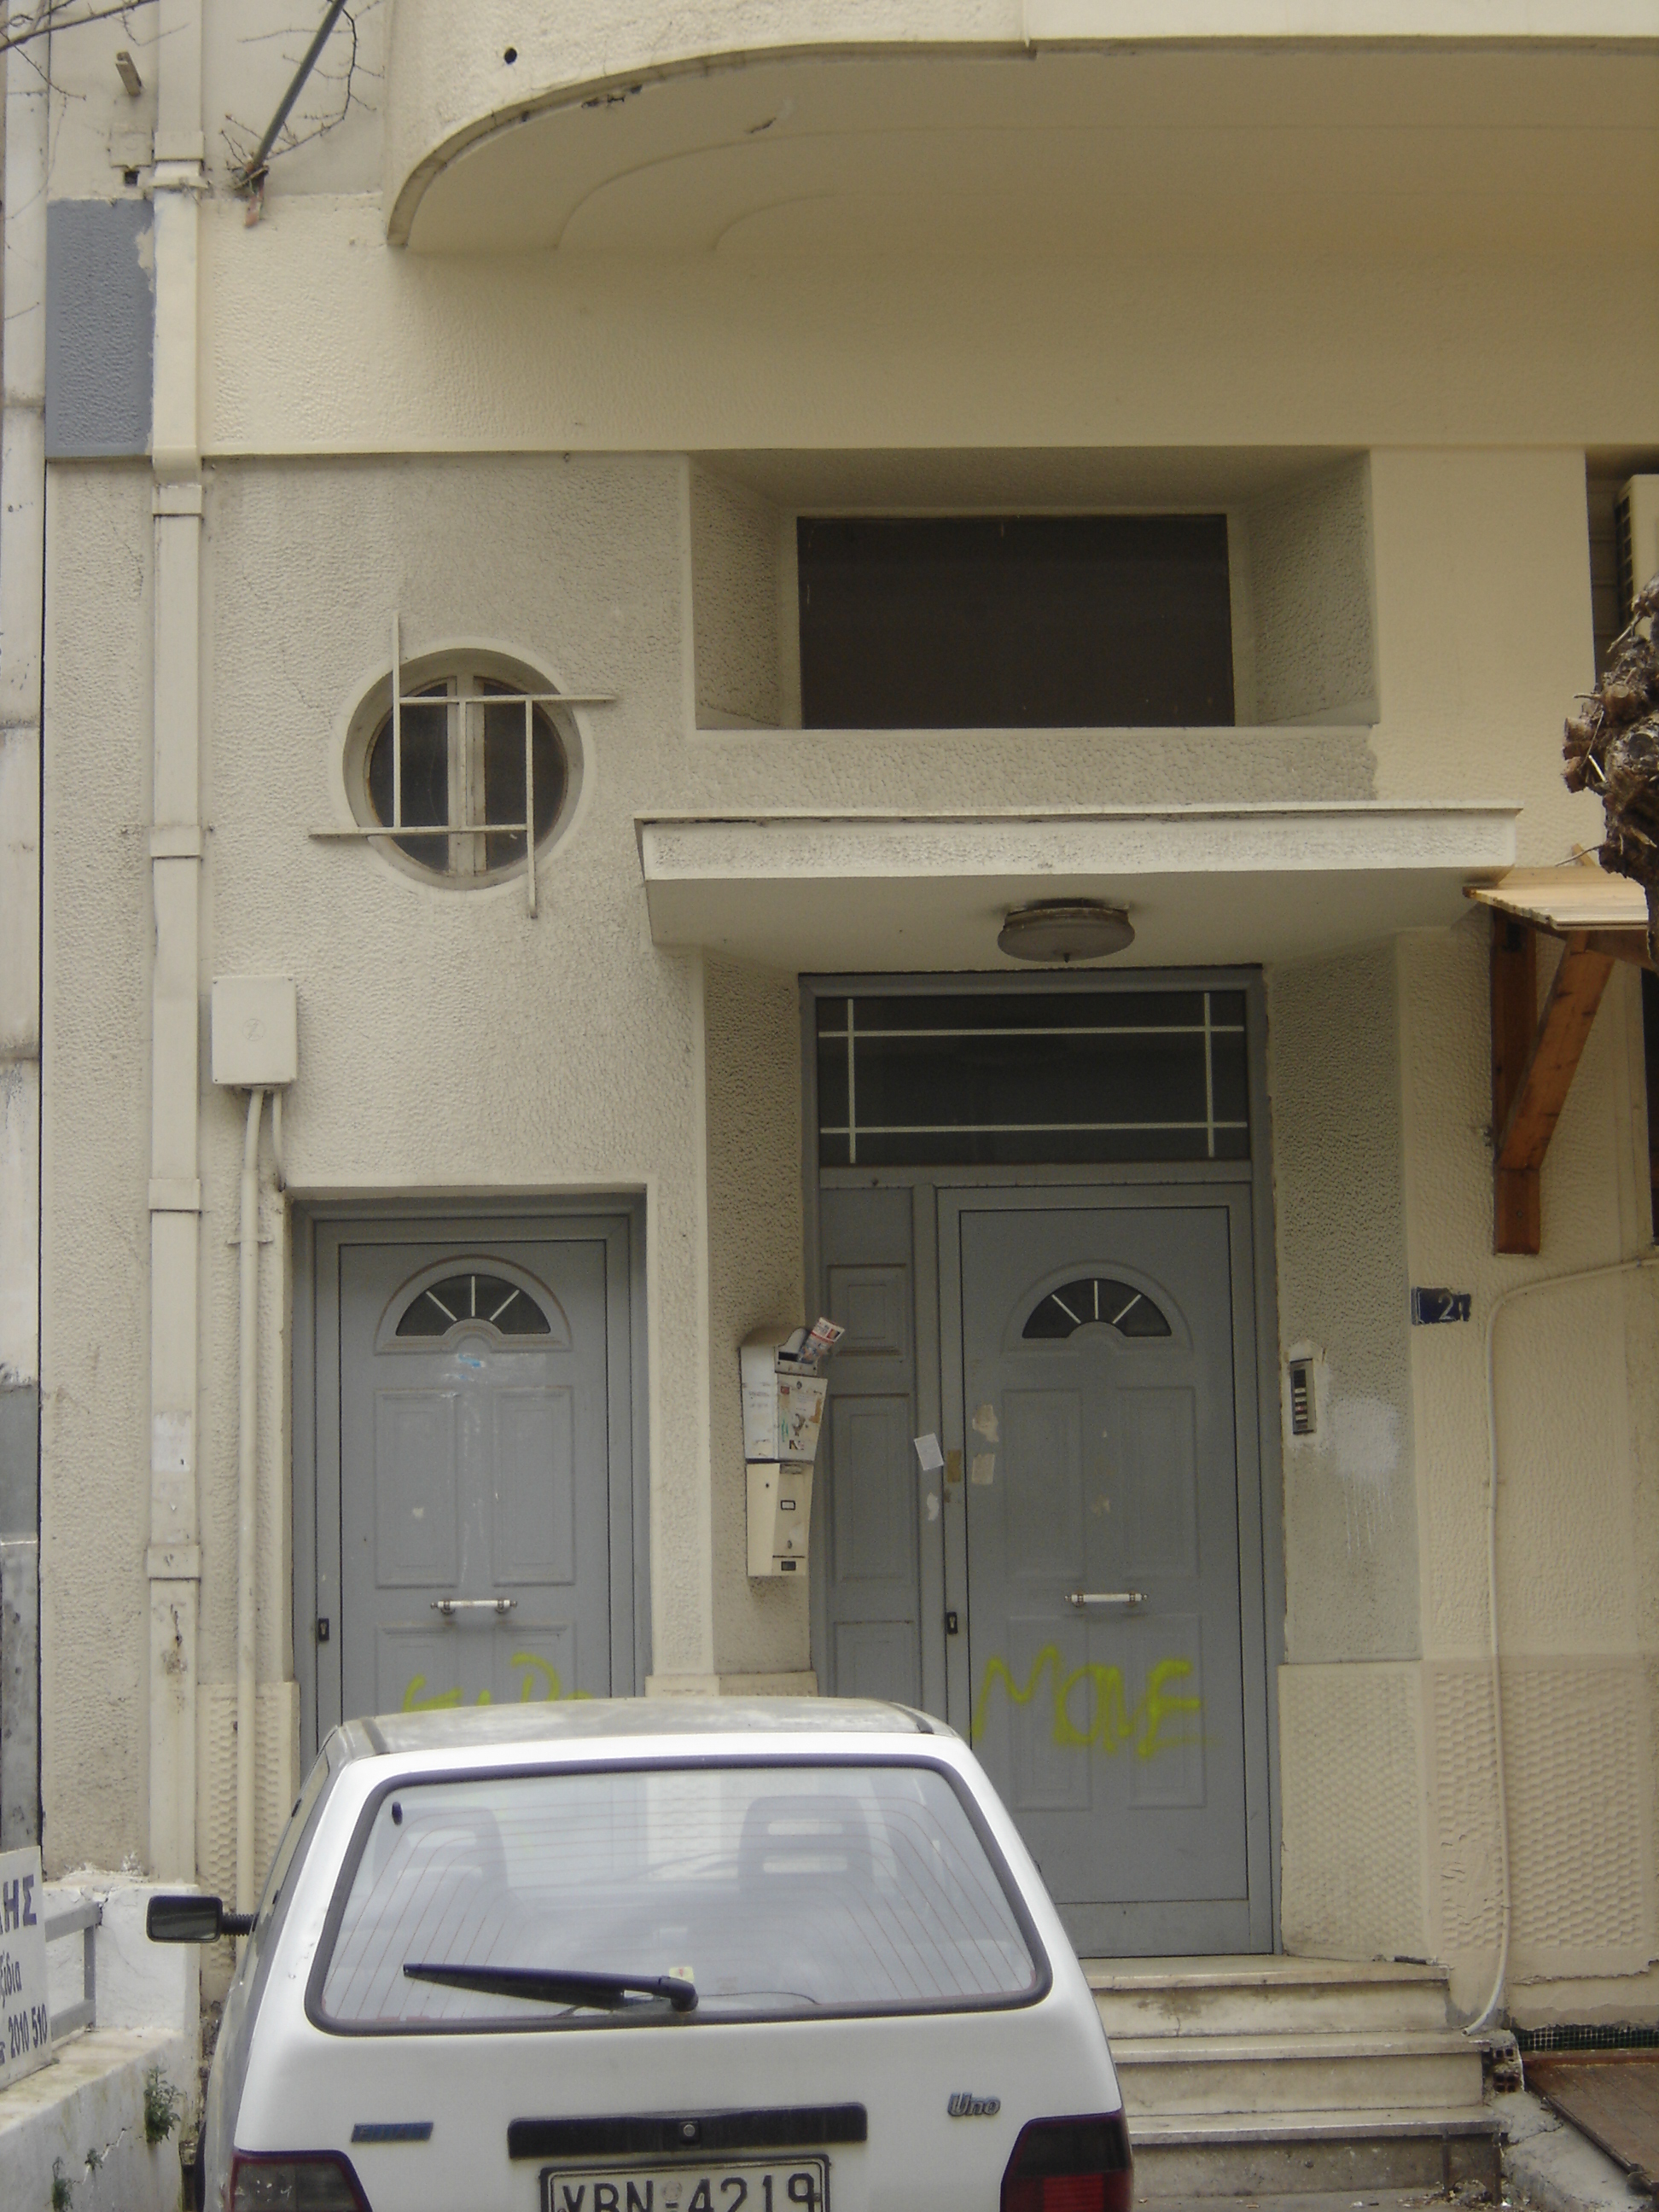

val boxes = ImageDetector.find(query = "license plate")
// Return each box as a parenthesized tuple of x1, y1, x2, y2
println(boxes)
(540, 2156, 830, 2212)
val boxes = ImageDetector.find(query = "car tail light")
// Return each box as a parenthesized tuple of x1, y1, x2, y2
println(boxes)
(229, 2153, 370, 2211)
(1000, 2114, 1133, 2212)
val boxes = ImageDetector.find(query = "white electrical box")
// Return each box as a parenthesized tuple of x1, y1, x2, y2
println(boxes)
(212, 976, 298, 1087)
(747, 1464, 812, 1578)
(1616, 476, 1659, 621)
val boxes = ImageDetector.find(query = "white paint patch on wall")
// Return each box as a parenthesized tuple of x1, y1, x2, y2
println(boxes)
(1330, 1394, 1402, 1559)
(1333, 1394, 1400, 1483)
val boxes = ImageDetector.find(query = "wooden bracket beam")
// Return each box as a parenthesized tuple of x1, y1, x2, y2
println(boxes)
(1490, 913, 1615, 1254)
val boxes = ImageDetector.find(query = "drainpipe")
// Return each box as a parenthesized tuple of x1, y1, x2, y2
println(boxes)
(145, 0, 207, 1880)
(235, 1091, 265, 1917)
(0, 6, 49, 1848)
(1468, 1248, 1659, 2033)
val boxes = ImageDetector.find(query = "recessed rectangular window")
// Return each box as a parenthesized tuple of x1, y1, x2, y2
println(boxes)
(816, 988, 1250, 1168)
(797, 515, 1234, 729)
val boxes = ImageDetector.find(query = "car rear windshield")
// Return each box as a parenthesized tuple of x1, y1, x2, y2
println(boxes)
(315, 1759, 1045, 2030)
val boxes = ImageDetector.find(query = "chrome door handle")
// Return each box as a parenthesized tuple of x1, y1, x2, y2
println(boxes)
(431, 1597, 517, 1618)
(1065, 1590, 1146, 1610)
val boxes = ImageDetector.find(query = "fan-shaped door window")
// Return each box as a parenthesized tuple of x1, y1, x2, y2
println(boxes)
(1022, 1276, 1171, 1340)
(395, 1272, 551, 1341)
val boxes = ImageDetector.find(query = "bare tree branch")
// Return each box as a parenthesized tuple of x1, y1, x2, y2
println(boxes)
(220, 0, 381, 195)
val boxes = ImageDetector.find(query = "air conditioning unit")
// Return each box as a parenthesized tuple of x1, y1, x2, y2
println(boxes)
(1615, 474, 1659, 620)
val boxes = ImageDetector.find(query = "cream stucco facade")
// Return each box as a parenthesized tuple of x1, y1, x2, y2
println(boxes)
(4, 1, 1658, 2029)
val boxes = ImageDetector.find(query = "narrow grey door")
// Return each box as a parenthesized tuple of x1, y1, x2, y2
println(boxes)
(954, 1197, 1267, 1953)
(337, 1240, 613, 1720)
(816, 1187, 924, 1703)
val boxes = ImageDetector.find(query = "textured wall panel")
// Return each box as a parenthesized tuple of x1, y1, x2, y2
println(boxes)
(1427, 1659, 1657, 1985)
(1505, 1659, 1654, 1975)
(1246, 455, 1375, 725)
(1279, 1662, 1426, 1961)
(1268, 943, 1419, 1663)
(704, 958, 807, 1674)
(691, 469, 782, 727)
(195, 1681, 300, 1903)
(1425, 1662, 1502, 1957)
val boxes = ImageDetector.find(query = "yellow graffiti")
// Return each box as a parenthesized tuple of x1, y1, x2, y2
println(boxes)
(970, 1648, 1202, 1760)
(400, 1651, 588, 1714)
(512, 1654, 562, 1702)
(400, 1676, 463, 1711)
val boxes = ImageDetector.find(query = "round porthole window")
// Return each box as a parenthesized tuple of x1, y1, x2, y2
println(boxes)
(345, 651, 582, 887)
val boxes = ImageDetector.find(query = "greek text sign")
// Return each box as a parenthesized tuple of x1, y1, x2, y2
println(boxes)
(0, 1847, 51, 2089)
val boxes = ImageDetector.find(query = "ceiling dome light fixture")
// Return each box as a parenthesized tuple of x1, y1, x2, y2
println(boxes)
(998, 899, 1135, 963)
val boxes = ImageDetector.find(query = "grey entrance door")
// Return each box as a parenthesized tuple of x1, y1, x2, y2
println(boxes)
(945, 1191, 1270, 1954)
(307, 1216, 638, 1738)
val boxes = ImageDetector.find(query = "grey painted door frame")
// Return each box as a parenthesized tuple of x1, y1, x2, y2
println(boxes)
(800, 969, 1285, 1952)
(292, 1198, 649, 1767)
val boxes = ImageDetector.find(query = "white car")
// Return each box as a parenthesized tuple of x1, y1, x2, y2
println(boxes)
(149, 1698, 1132, 2212)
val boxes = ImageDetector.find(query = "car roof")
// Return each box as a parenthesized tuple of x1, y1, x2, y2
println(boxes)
(337, 1695, 950, 1761)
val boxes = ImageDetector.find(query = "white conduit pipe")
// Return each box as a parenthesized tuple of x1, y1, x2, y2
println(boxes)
(236, 1088, 267, 1918)
(1468, 1246, 1659, 2034)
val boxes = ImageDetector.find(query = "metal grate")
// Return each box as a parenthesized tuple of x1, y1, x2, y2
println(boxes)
(312, 617, 614, 915)
(1517, 2024, 1659, 2053)
(816, 987, 1249, 1168)
(396, 1273, 550, 1340)
(1024, 1278, 1171, 1340)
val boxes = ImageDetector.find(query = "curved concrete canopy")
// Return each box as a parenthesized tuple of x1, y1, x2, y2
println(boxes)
(387, 20, 1659, 255)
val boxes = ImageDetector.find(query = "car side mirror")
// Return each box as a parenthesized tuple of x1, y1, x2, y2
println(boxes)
(146, 1894, 256, 1942)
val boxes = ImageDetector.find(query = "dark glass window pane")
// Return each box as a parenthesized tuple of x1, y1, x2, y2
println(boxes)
(482, 697, 568, 872)
(798, 516, 1234, 730)
(397, 1274, 550, 1339)
(367, 691, 449, 864)
(852, 991, 1209, 1033)
(815, 989, 1250, 1166)
(817, 1031, 850, 1133)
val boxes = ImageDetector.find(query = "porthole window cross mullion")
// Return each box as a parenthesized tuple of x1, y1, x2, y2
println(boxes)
(315, 612, 615, 911)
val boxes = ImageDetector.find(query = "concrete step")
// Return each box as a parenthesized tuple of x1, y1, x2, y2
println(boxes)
(1128, 2110, 1502, 2202)
(1110, 2030, 1486, 2118)
(1086, 1955, 1453, 2039)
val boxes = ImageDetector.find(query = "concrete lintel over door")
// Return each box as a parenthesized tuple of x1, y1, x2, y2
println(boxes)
(637, 802, 1517, 975)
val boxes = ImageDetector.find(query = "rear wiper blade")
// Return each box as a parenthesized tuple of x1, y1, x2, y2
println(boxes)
(403, 1962, 697, 2013)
